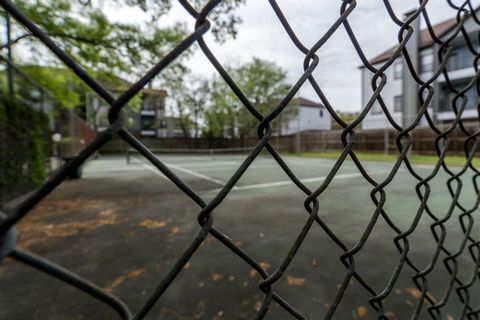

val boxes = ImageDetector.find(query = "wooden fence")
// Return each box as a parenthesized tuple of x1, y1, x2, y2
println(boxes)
(100, 124, 479, 155)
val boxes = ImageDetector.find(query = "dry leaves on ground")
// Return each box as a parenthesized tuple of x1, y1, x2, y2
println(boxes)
(286, 275, 306, 287)
(138, 219, 167, 229)
(105, 268, 146, 293)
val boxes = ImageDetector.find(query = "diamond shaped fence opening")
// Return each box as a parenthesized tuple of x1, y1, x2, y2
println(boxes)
(1, 0, 480, 319)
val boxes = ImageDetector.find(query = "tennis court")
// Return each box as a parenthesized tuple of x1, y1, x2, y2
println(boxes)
(1, 151, 479, 319)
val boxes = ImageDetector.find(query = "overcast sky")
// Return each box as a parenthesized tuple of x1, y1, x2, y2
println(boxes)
(108, 0, 478, 112)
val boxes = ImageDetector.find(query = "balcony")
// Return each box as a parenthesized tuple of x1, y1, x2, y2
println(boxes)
(140, 109, 155, 116)
(140, 130, 156, 136)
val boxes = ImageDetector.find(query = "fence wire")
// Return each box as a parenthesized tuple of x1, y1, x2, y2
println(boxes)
(1, 0, 480, 319)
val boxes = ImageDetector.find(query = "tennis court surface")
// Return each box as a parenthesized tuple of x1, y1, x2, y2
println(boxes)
(1, 152, 479, 319)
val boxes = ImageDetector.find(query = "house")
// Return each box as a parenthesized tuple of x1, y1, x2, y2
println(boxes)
(281, 97, 331, 135)
(360, 8, 479, 130)
(86, 84, 167, 137)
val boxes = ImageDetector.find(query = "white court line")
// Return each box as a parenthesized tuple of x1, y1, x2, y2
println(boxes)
(208, 170, 392, 192)
(193, 163, 276, 173)
(130, 156, 228, 187)
(164, 162, 228, 187)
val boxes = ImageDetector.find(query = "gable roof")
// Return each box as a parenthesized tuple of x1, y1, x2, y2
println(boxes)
(368, 16, 461, 66)
(291, 97, 325, 108)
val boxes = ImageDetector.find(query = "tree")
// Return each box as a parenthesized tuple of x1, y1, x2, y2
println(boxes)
(206, 58, 292, 144)
(183, 77, 211, 139)
(0, 0, 245, 108)
(167, 75, 211, 140)
(332, 110, 359, 130)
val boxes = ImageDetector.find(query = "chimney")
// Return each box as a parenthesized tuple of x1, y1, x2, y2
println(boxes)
(402, 9, 420, 128)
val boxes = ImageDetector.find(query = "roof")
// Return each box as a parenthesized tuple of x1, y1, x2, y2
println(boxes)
(367, 16, 461, 66)
(291, 97, 325, 108)
(19, 65, 167, 96)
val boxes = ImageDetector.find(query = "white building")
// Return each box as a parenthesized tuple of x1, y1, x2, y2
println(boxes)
(281, 97, 331, 135)
(361, 8, 479, 130)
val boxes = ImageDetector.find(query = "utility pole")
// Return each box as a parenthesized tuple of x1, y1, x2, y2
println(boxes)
(5, 12, 14, 97)
(384, 117, 389, 159)
(402, 10, 420, 134)
(295, 95, 301, 153)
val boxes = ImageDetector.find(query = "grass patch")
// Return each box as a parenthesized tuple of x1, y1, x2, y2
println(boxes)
(295, 151, 480, 167)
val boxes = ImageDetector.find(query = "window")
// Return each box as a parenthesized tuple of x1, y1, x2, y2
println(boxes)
(142, 117, 155, 130)
(319, 109, 324, 117)
(447, 46, 475, 71)
(394, 95, 403, 112)
(440, 82, 478, 112)
(420, 52, 433, 73)
(393, 60, 403, 80)
(143, 98, 156, 111)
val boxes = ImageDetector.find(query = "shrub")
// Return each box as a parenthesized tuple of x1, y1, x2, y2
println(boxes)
(0, 96, 52, 205)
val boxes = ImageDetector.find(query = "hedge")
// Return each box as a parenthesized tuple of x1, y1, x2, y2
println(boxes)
(0, 96, 52, 206)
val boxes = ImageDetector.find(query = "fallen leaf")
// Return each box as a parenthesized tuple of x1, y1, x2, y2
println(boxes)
(206, 234, 215, 243)
(385, 311, 396, 319)
(259, 262, 271, 271)
(105, 268, 146, 292)
(426, 292, 437, 304)
(211, 273, 224, 281)
(405, 287, 421, 300)
(286, 276, 306, 287)
(138, 219, 167, 229)
(249, 269, 257, 278)
(447, 316, 454, 320)
(259, 232, 264, 238)
(228, 275, 235, 282)
(183, 262, 191, 270)
(312, 258, 319, 268)
(254, 301, 262, 312)
(356, 306, 368, 320)
(99, 209, 115, 218)
(395, 289, 402, 295)
(170, 227, 180, 234)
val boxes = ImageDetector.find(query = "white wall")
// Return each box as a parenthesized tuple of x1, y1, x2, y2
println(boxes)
(361, 12, 480, 130)
(282, 105, 331, 134)
(361, 60, 403, 130)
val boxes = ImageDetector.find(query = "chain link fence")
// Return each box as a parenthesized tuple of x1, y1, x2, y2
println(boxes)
(2, 0, 480, 319)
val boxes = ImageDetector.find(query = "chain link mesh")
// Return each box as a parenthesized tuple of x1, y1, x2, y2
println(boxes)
(1, 0, 480, 319)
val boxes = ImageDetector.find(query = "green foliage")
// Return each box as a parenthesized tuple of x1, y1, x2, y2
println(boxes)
(205, 58, 292, 140)
(20, 65, 85, 109)
(168, 75, 211, 138)
(0, 96, 52, 205)
(1, 0, 245, 100)
(332, 111, 360, 130)
(297, 151, 480, 167)
(9, 0, 187, 76)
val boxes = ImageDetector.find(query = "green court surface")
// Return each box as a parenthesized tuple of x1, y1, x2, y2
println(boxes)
(1, 152, 479, 319)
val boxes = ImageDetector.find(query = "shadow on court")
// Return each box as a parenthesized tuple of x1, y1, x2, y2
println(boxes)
(1, 154, 479, 319)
